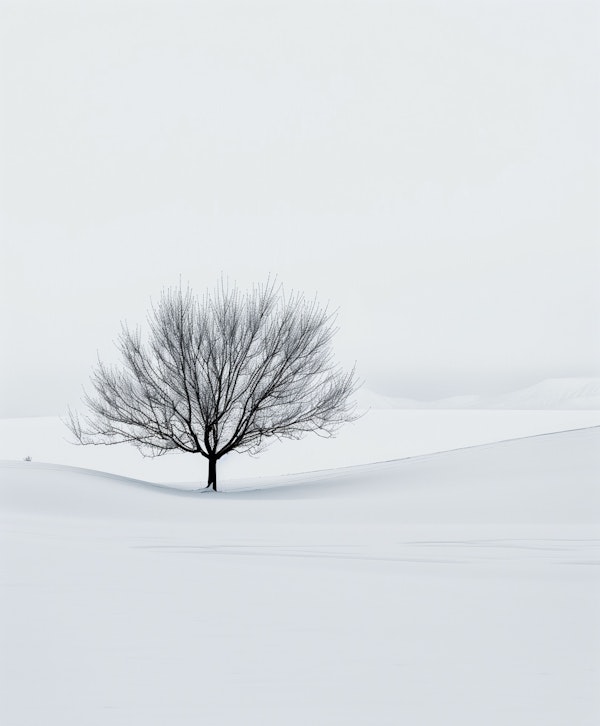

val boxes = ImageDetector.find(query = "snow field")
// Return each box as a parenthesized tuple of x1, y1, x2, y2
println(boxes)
(1, 426, 599, 725)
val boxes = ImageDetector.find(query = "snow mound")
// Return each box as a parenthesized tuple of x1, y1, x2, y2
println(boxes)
(0, 460, 206, 520)
(3, 409, 600, 483)
(2, 426, 598, 524)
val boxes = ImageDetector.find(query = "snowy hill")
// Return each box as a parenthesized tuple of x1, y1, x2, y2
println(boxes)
(2, 426, 598, 521)
(2, 407, 600, 483)
(2, 428, 598, 726)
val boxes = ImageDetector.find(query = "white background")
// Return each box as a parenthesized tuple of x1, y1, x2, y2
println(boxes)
(1, 0, 599, 417)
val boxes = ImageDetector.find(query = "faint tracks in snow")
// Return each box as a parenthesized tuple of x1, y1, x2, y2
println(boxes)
(132, 539, 600, 567)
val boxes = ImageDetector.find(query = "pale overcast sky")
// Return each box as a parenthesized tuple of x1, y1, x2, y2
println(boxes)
(1, 0, 599, 416)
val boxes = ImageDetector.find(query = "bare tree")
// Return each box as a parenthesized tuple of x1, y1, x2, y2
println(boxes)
(67, 280, 358, 491)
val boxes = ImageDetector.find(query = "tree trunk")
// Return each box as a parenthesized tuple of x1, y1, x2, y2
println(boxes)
(207, 456, 218, 492)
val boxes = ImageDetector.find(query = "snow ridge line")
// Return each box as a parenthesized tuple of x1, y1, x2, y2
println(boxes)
(1, 424, 597, 493)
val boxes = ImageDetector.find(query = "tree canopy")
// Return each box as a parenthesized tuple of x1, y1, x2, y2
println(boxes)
(67, 280, 358, 490)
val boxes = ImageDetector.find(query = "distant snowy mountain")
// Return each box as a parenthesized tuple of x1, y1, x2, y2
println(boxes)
(358, 377, 600, 410)
(484, 377, 600, 410)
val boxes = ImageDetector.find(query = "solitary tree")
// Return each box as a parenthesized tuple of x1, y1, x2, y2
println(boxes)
(67, 280, 358, 491)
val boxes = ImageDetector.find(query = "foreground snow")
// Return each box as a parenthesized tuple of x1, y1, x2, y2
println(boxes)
(1, 427, 598, 725)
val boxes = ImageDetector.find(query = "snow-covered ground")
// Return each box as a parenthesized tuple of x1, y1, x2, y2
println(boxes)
(1, 425, 599, 725)
(2, 407, 600, 484)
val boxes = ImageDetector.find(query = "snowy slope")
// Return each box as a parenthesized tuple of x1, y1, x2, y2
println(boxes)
(2, 426, 598, 521)
(2, 407, 600, 483)
(1, 428, 599, 726)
